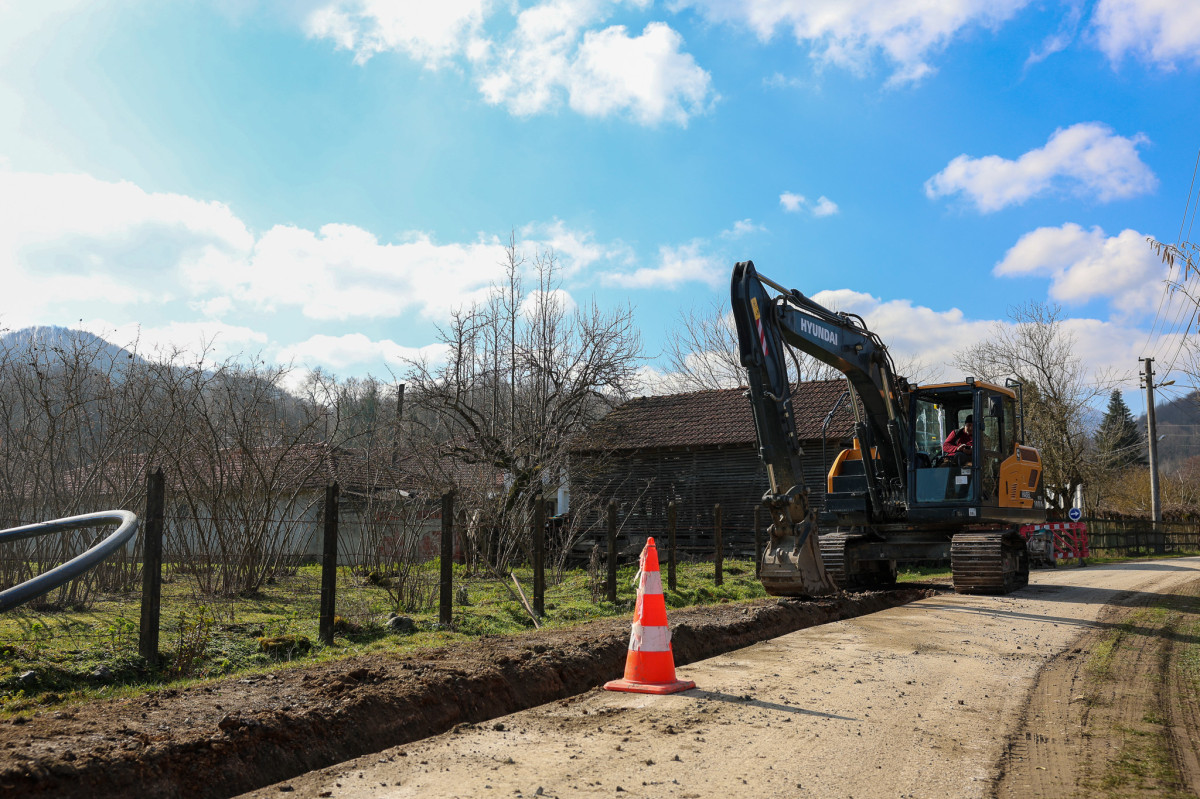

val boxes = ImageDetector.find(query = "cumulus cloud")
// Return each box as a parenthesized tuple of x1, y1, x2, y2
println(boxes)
(305, 1, 488, 67)
(604, 240, 724, 288)
(309, 0, 713, 126)
(480, 4, 713, 126)
(812, 196, 839, 217)
(720, 219, 767, 239)
(994, 223, 1169, 316)
(1092, 0, 1200, 68)
(780, 191, 839, 217)
(276, 332, 448, 371)
(925, 122, 1157, 212)
(807, 288, 1157, 384)
(81, 319, 269, 365)
(674, 0, 1031, 85)
(0, 166, 252, 326)
(779, 191, 805, 212)
(521, 218, 634, 275)
(201, 224, 512, 321)
(0, 165, 634, 378)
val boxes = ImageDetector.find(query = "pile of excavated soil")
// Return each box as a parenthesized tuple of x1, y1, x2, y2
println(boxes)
(0, 588, 932, 799)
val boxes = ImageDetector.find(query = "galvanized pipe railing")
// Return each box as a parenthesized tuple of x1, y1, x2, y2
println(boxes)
(0, 510, 139, 612)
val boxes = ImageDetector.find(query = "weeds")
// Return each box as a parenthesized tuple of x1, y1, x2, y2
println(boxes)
(169, 607, 215, 678)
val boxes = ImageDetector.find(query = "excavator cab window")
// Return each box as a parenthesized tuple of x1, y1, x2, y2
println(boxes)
(980, 395, 1004, 502)
(911, 394, 975, 504)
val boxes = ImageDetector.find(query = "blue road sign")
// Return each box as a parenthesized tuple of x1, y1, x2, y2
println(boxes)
(1068, 507, 1082, 522)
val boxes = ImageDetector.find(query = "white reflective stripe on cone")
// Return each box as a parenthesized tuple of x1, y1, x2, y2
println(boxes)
(628, 623, 671, 652)
(641, 570, 663, 596)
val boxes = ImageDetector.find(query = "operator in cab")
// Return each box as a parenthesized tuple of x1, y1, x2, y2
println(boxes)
(943, 414, 973, 466)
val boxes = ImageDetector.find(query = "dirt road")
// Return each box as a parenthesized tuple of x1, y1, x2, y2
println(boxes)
(242, 558, 1200, 799)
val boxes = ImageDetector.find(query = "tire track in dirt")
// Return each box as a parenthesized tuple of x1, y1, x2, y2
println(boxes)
(995, 576, 1200, 799)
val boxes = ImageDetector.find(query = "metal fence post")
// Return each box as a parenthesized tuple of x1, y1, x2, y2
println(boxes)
(667, 501, 677, 592)
(138, 468, 165, 667)
(440, 491, 454, 627)
(606, 500, 617, 603)
(533, 496, 545, 616)
(319, 483, 339, 646)
(714, 503, 723, 587)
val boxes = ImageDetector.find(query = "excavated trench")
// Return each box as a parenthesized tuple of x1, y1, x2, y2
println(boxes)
(0, 588, 934, 799)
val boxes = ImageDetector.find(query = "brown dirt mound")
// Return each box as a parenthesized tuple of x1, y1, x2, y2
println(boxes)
(0, 588, 931, 799)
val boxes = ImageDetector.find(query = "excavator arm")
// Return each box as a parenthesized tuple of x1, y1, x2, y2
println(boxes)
(730, 260, 910, 595)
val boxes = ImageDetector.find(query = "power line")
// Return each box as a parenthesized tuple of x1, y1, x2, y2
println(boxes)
(1142, 149, 1200, 361)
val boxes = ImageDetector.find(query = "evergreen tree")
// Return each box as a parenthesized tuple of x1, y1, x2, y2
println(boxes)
(1097, 390, 1142, 469)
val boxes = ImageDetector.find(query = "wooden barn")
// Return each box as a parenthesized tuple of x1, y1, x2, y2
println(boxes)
(569, 379, 856, 558)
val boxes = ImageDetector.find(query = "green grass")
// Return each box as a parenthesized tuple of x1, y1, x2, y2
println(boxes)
(896, 565, 952, 583)
(0, 558, 766, 714)
(1082, 548, 1200, 566)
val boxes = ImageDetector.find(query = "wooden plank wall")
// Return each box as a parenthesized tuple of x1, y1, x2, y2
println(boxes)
(570, 441, 836, 559)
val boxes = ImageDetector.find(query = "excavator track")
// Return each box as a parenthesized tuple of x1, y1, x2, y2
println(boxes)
(819, 531, 897, 591)
(951, 530, 1029, 594)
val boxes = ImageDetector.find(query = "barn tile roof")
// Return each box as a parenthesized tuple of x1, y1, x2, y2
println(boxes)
(574, 379, 856, 453)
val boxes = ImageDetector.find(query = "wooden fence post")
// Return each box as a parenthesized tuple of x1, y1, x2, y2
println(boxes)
(440, 491, 454, 627)
(318, 482, 339, 646)
(753, 505, 762, 579)
(714, 503, 723, 587)
(667, 501, 677, 592)
(138, 468, 165, 667)
(606, 500, 617, 603)
(533, 496, 545, 616)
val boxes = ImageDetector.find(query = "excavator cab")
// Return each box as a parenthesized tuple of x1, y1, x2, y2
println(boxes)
(907, 381, 1043, 522)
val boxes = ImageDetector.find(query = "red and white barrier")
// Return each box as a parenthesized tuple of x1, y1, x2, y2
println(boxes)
(1019, 521, 1089, 560)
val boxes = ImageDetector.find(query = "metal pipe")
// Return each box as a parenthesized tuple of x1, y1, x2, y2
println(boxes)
(0, 510, 138, 612)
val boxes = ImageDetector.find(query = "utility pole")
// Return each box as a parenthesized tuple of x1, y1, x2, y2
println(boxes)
(1140, 358, 1162, 525)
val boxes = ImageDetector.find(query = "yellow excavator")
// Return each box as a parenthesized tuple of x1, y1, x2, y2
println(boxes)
(730, 261, 1045, 595)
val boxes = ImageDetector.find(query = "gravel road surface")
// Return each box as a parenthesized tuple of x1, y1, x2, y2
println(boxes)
(242, 558, 1200, 799)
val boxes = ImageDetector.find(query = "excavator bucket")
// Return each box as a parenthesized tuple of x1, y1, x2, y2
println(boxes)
(759, 526, 839, 597)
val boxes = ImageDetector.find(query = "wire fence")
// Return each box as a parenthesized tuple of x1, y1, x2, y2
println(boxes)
(0, 474, 766, 674)
(7, 467, 1200, 673)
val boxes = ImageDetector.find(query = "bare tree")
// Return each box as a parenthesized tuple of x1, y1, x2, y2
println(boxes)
(405, 240, 643, 571)
(955, 302, 1110, 513)
(665, 301, 839, 391)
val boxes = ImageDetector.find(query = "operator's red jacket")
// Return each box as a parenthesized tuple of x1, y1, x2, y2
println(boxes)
(943, 428, 973, 456)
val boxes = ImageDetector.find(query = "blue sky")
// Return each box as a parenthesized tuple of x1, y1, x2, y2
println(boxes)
(1, 0, 1198, 411)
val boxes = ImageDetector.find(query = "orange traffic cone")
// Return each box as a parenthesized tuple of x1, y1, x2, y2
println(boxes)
(604, 537, 695, 695)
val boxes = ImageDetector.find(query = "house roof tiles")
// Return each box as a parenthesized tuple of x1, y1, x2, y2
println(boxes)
(574, 379, 856, 453)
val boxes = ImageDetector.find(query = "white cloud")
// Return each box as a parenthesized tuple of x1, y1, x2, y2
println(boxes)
(0, 166, 252, 326)
(305, 0, 489, 67)
(565, 22, 713, 125)
(521, 218, 634, 275)
(309, 0, 713, 126)
(925, 122, 1157, 212)
(1092, 0, 1200, 69)
(674, 0, 1031, 86)
(276, 332, 448, 372)
(519, 288, 579, 319)
(807, 288, 1158, 385)
(720, 219, 767, 239)
(81, 319, 269, 365)
(604, 240, 723, 288)
(0, 164, 626, 335)
(780, 190, 839, 217)
(994, 224, 1169, 316)
(204, 224, 511, 321)
(480, 3, 713, 126)
(812, 196, 839, 217)
(779, 191, 805, 212)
